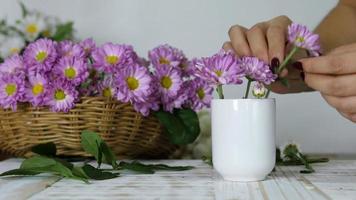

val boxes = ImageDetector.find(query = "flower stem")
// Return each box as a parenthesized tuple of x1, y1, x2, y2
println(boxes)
(265, 89, 271, 98)
(277, 46, 299, 73)
(216, 84, 224, 99)
(244, 79, 252, 99)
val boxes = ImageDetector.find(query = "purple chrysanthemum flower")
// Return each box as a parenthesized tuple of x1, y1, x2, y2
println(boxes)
(57, 40, 85, 59)
(288, 23, 321, 56)
(193, 50, 245, 85)
(154, 65, 183, 98)
(79, 38, 96, 57)
(239, 56, 277, 85)
(54, 57, 89, 86)
(187, 78, 213, 111)
(0, 54, 25, 77)
(0, 74, 25, 110)
(47, 80, 78, 112)
(97, 75, 118, 98)
(92, 43, 135, 73)
(25, 73, 50, 107)
(116, 65, 152, 103)
(23, 38, 57, 72)
(161, 83, 188, 112)
(252, 82, 266, 98)
(148, 44, 186, 68)
(132, 95, 160, 116)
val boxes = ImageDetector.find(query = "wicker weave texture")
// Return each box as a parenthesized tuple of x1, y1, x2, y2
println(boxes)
(0, 97, 176, 158)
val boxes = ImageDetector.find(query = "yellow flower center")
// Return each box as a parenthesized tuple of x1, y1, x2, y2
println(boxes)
(5, 84, 16, 96)
(159, 57, 170, 65)
(126, 77, 139, 90)
(296, 36, 305, 43)
(26, 23, 38, 34)
(161, 76, 172, 89)
(54, 90, 66, 100)
(10, 48, 20, 54)
(102, 87, 112, 97)
(64, 67, 76, 79)
(197, 88, 205, 100)
(32, 84, 44, 96)
(35, 51, 48, 62)
(105, 55, 119, 65)
(214, 70, 223, 77)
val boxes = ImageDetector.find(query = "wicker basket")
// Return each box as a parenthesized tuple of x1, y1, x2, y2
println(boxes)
(0, 97, 177, 158)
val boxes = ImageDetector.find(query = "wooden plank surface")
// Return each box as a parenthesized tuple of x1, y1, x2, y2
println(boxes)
(0, 159, 356, 200)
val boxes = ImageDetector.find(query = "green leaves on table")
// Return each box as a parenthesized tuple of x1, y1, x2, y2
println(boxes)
(0, 131, 194, 183)
(155, 108, 200, 145)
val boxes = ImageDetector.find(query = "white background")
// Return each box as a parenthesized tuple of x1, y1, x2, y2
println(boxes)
(1, 0, 355, 155)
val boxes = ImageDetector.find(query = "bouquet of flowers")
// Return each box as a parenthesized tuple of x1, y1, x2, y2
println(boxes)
(0, 2, 74, 61)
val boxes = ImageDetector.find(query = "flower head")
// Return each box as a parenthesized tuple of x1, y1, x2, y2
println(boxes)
(97, 75, 118, 98)
(132, 95, 160, 116)
(79, 38, 96, 57)
(57, 40, 85, 59)
(0, 74, 25, 110)
(0, 36, 25, 58)
(0, 54, 25, 76)
(288, 23, 321, 56)
(23, 38, 57, 72)
(25, 73, 50, 107)
(17, 12, 46, 41)
(116, 65, 152, 103)
(187, 78, 213, 111)
(194, 50, 245, 85)
(239, 56, 277, 85)
(154, 65, 183, 98)
(54, 57, 89, 86)
(92, 43, 136, 73)
(252, 82, 267, 98)
(47, 80, 78, 112)
(161, 84, 188, 112)
(148, 44, 186, 68)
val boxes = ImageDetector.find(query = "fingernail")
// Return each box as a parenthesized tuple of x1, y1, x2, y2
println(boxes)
(293, 61, 303, 71)
(300, 71, 305, 81)
(270, 57, 279, 73)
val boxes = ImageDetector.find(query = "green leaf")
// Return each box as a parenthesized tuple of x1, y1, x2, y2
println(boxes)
(155, 108, 200, 145)
(144, 163, 194, 171)
(279, 78, 290, 88)
(0, 169, 41, 177)
(31, 142, 57, 157)
(82, 164, 119, 180)
(54, 158, 74, 170)
(72, 166, 89, 182)
(96, 141, 103, 168)
(19, 2, 28, 17)
(20, 156, 57, 169)
(51, 22, 74, 41)
(81, 130, 103, 161)
(118, 161, 155, 174)
(100, 142, 118, 169)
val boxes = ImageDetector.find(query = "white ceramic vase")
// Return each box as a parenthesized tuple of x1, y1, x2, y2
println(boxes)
(212, 99, 276, 182)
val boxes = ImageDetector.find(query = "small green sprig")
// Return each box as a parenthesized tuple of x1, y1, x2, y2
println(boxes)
(0, 131, 194, 183)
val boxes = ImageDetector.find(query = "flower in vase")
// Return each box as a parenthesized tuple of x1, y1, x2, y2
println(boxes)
(0, 54, 25, 76)
(47, 80, 78, 112)
(116, 65, 152, 103)
(54, 57, 89, 86)
(0, 36, 25, 58)
(187, 78, 213, 111)
(25, 73, 50, 107)
(193, 50, 245, 85)
(0, 74, 25, 110)
(97, 75, 118, 98)
(148, 44, 186, 68)
(23, 38, 58, 72)
(239, 56, 277, 85)
(79, 38, 96, 57)
(288, 23, 321, 56)
(92, 43, 135, 73)
(17, 12, 46, 41)
(252, 82, 267, 98)
(57, 40, 85, 59)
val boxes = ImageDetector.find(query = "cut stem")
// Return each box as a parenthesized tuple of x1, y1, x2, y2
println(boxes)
(277, 46, 299, 73)
(216, 84, 224, 99)
(244, 79, 252, 99)
(265, 89, 271, 98)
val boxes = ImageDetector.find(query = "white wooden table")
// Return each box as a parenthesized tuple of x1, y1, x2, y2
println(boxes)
(0, 159, 356, 200)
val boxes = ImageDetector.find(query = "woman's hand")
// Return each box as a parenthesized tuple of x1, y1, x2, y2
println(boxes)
(299, 43, 356, 123)
(224, 15, 311, 94)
